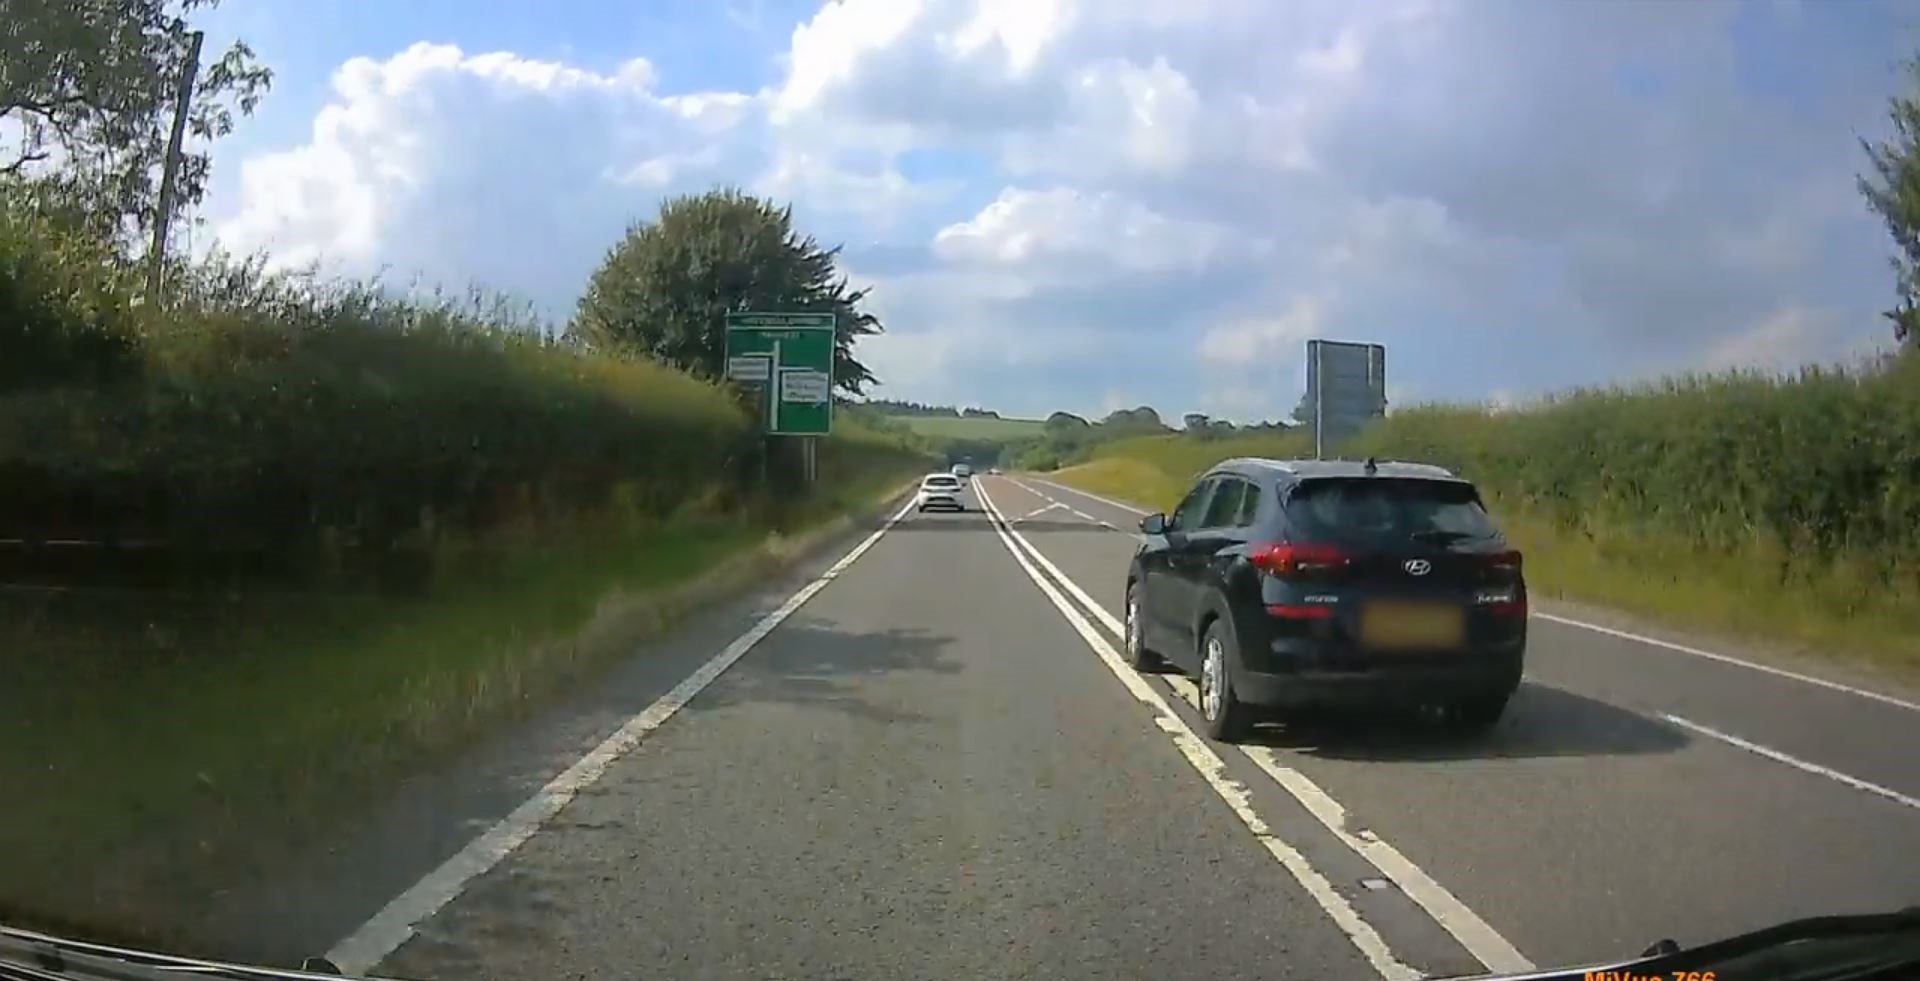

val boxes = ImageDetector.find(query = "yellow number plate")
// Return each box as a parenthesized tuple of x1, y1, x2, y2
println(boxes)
(1359, 602, 1466, 650)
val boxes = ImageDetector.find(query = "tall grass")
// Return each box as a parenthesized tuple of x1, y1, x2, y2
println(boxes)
(0, 198, 933, 948)
(0, 206, 771, 588)
(1055, 430, 1316, 511)
(1344, 361, 1920, 667)
(1046, 362, 1920, 673)
(1346, 363, 1920, 567)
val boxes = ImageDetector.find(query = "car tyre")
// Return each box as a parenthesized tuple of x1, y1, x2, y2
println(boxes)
(1442, 690, 1510, 734)
(1123, 582, 1162, 672)
(1199, 618, 1254, 742)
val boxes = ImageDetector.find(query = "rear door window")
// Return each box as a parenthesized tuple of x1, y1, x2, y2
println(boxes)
(1285, 478, 1499, 546)
(1200, 478, 1248, 530)
(1234, 481, 1264, 527)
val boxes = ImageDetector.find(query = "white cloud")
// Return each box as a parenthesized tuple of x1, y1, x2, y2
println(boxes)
(932, 187, 1240, 273)
(1001, 57, 1202, 176)
(1199, 297, 1325, 367)
(215, 43, 767, 311)
(1702, 306, 1835, 374)
(775, 0, 930, 123)
(754, 149, 958, 236)
(205, 0, 1905, 415)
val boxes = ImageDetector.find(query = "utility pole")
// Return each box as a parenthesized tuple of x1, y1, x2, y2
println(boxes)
(146, 30, 204, 305)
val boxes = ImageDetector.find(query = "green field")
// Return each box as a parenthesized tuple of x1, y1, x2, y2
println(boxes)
(0, 447, 923, 954)
(0, 200, 937, 951)
(888, 414, 1047, 440)
(1046, 379, 1920, 685)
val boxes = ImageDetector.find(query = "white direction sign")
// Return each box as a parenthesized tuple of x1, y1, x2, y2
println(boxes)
(779, 369, 831, 404)
(727, 355, 771, 383)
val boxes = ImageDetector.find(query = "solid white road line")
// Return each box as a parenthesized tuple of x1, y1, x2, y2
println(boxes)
(976, 481, 1421, 981)
(983, 477, 1531, 975)
(1661, 714, 1920, 812)
(1156, 678, 1534, 974)
(1535, 613, 1920, 714)
(1024, 476, 1920, 713)
(325, 496, 920, 976)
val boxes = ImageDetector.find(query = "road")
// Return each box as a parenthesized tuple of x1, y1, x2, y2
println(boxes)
(257, 474, 1920, 979)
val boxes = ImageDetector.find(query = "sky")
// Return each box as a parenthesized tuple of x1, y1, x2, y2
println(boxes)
(188, 0, 1920, 422)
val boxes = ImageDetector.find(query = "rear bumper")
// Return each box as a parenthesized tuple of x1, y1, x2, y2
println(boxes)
(916, 495, 962, 509)
(1234, 655, 1522, 708)
(1233, 623, 1525, 708)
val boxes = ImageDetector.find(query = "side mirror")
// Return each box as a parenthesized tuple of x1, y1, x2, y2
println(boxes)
(1139, 512, 1167, 535)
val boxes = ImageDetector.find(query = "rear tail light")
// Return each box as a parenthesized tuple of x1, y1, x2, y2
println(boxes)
(1249, 542, 1351, 578)
(1267, 603, 1336, 620)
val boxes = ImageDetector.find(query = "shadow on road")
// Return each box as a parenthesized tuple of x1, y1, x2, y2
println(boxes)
(685, 617, 962, 724)
(1243, 681, 1691, 762)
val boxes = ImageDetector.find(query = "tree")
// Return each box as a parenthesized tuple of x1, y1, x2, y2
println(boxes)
(573, 188, 883, 394)
(1860, 56, 1920, 345)
(1045, 411, 1089, 429)
(1101, 405, 1165, 432)
(0, 0, 272, 245)
(1183, 412, 1210, 431)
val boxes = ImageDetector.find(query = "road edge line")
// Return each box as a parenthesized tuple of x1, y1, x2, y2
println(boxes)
(976, 480, 1420, 981)
(983, 477, 1530, 976)
(1534, 613, 1920, 714)
(1661, 713, 1920, 812)
(1027, 475, 1919, 713)
(325, 496, 919, 975)
(1155, 676, 1534, 975)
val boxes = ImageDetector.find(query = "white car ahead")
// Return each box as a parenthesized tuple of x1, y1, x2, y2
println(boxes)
(916, 473, 966, 512)
(951, 462, 973, 480)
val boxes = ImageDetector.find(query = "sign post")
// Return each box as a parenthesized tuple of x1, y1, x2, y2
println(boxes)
(726, 312, 835, 485)
(1305, 339, 1386, 459)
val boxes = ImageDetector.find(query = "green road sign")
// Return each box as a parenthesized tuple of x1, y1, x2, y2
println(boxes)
(725, 311, 835, 436)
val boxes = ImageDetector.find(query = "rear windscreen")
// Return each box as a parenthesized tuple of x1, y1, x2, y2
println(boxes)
(1285, 478, 1498, 544)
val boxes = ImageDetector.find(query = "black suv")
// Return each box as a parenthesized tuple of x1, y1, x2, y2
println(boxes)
(1124, 457, 1526, 740)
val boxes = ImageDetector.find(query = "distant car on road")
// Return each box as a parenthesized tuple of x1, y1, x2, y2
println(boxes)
(916, 472, 966, 512)
(1125, 456, 1526, 740)
(950, 462, 973, 480)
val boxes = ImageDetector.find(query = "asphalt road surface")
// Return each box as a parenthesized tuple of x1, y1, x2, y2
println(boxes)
(268, 474, 1920, 980)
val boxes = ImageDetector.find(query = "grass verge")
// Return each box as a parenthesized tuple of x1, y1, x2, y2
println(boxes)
(1048, 457, 1187, 513)
(1044, 437, 1920, 685)
(0, 457, 923, 952)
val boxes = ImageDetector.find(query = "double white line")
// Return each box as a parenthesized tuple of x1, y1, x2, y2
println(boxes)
(974, 479, 1533, 980)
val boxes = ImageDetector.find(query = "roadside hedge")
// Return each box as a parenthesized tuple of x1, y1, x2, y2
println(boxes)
(0, 205, 759, 583)
(1345, 358, 1920, 574)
